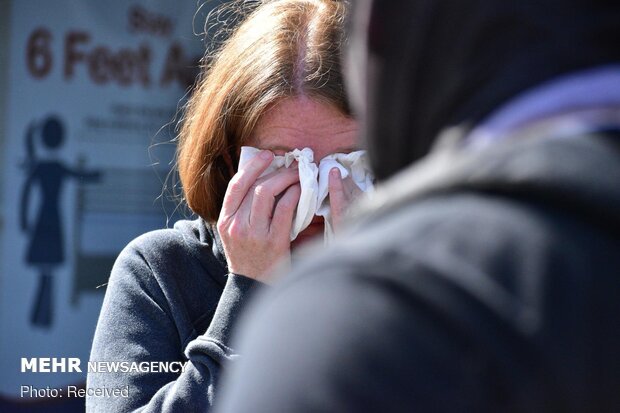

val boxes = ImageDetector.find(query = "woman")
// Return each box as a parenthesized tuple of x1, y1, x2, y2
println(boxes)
(87, 0, 360, 411)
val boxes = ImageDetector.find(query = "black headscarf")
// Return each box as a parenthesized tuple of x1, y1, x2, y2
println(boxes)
(346, 0, 620, 181)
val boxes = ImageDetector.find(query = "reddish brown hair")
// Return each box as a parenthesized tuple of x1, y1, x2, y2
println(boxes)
(178, 0, 350, 222)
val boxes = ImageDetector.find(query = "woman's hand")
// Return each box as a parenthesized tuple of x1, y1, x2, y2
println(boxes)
(217, 150, 301, 283)
(328, 167, 363, 233)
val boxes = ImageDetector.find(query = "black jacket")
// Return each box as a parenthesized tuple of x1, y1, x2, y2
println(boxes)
(215, 0, 620, 411)
(215, 127, 620, 412)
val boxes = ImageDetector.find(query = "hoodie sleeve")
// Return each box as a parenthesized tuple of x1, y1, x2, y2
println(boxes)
(86, 241, 260, 413)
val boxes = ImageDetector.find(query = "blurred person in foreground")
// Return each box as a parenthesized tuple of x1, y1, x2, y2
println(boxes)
(87, 1, 365, 411)
(214, 0, 620, 412)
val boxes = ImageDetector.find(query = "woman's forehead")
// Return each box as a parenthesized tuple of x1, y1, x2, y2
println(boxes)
(250, 97, 359, 157)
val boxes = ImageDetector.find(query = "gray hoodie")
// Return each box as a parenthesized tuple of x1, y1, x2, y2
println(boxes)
(87, 219, 260, 412)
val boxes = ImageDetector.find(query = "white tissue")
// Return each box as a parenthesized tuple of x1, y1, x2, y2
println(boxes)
(316, 151, 375, 243)
(238, 146, 374, 242)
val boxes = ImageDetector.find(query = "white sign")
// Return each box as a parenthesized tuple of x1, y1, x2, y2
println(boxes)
(0, 0, 212, 398)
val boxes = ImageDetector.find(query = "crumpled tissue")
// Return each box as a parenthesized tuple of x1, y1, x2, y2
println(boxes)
(238, 146, 374, 242)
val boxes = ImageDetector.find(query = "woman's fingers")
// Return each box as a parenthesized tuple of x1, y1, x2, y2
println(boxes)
(329, 167, 362, 232)
(249, 168, 300, 230)
(328, 167, 346, 212)
(270, 183, 301, 236)
(217, 163, 300, 282)
(220, 150, 274, 218)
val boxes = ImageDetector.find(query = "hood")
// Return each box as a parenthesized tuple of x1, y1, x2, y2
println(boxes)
(359, 127, 620, 235)
(346, 0, 620, 181)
